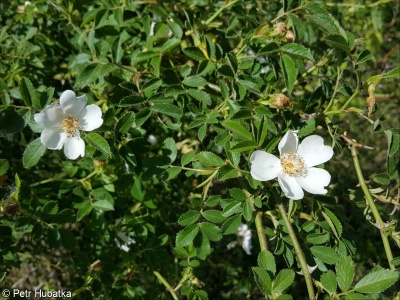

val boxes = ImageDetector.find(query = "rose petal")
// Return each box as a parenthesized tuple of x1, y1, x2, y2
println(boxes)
(298, 135, 333, 167)
(278, 130, 298, 155)
(78, 104, 103, 131)
(278, 172, 304, 200)
(64, 136, 85, 160)
(60, 90, 87, 115)
(40, 127, 66, 150)
(34, 111, 46, 125)
(296, 167, 331, 195)
(250, 150, 281, 181)
(41, 106, 64, 128)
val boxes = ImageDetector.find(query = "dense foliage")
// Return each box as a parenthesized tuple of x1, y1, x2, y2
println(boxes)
(0, 0, 399, 299)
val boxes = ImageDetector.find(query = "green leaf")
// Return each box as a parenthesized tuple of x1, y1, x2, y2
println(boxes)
(222, 120, 252, 140)
(272, 269, 295, 293)
(306, 232, 330, 244)
(288, 14, 305, 41)
(47, 227, 62, 249)
(19, 77, 36, 107)
(281, 43, 314, 61)
(163, 166, 181, 180)
(383, 66, 400, 78)
(230, 140, 258, 152)
(322, 208, 343, 238)
(390, 256, 400, 267)
(275, 295, 293, 300)
(202, 210, 226, 223)
(258, 251, 276, 276)
(0, 159, 10, 175)
(75, 63, 117, 88)
(236, 79, 260, 93)
(116, 112, 135, 133)
(198, 124, 207, 142)
(252, 267, 272, 295)
(176, 224, 200, 247)
(336, 256, 354, 292)
(310, 246, 340, 265)
(345, 293, 369, 300)
(320, 270, 337, 294)
(194, 290, 208, 300)
(36, 87, 54, 109)
(118, 96, 145, 106)
(42, 201, 58, 215)
(197, 235, 211, 260)
(222, 200, 242, 217)
(135, 108, 151, 127)
(182, 47, 207, 61)
(304, 5, 347, 40)
(187, 89, 211, 105)
(85, 133, 111, 157)
(281, 55, 296, 93)
(323, 35, 350, 52)
(93, 200, 114, 211)
(0, 108, 25, 134)
(23, 138, 46, 168)
(178, 210, 201, 226)
(229, 188, 246, 201)
(181, 151, 196, 166)
(142, 78, 162, 92)
(354, 269, 399, 293)
(160, 38, 181, 53)
(194, 151, 225, 166)
(205, 35, 216, 59)
(200, 222, 222, 242)
(243, 200, 252, 222)
(183, 75, 207, 87)
(151, 103, 182, 119)
(162, 137, 177, 164)
(222, 214, 242, 234)
(205, 196, 221, 207)
(131, 51, 160, 65)
(356, 49, 373, 66)
(0, 272, 6, 284)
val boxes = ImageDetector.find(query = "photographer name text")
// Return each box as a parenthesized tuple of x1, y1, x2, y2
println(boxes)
(2, 289, 71, 298)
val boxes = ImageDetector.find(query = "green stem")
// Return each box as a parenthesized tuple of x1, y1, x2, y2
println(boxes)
(282, 49, 334, 94)
(255, 211, 268, 251)
(277, 201, 315, 300)
(153, 271, 179, 300)
(350, 147, 395, 270)
(205, 0, 240, 25)
(339, 89, 359, 111)
(323, 67, 342, 113)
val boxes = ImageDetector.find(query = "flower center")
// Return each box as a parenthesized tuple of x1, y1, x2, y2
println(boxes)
(61, 114, 80, 138)
(280, 152, 305, 176)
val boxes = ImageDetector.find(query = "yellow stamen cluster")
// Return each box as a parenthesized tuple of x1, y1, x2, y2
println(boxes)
(61, 114, 80, 138)
(280, 152, 305, 176)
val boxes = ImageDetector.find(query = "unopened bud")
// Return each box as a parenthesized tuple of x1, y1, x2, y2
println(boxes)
(252, 24, 271, 39)
(5, 201, 19, 216)
(366, 83, 376, 118)
(269, 93, 293, 109)
(285, 30, 295, 42)
(271, 23, 287, 37)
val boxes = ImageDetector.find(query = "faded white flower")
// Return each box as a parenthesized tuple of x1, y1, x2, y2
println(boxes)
(237, 223, 252, 255)
(115, 231, 136, 252)
(250, 130, 333, 200)
(227, 223, 252, 255)
(34, 90, 103, 160)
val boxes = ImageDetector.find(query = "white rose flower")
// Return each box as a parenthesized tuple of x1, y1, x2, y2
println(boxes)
(250, 130, 333, 200)
(237, 223, 252, 255)
(34, 90, 103, 160)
